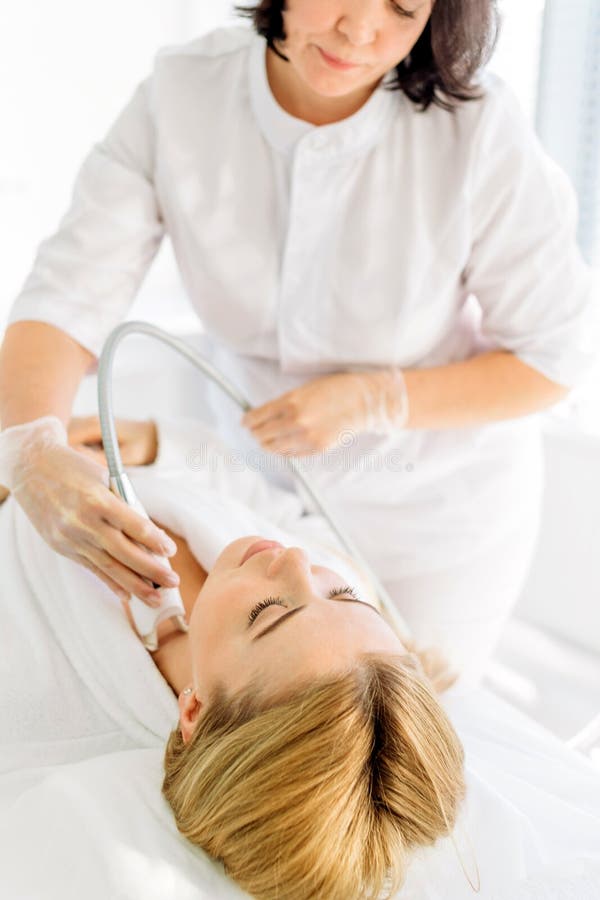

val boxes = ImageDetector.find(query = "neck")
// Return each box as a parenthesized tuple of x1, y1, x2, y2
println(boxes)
(147, 521, 206, 697)
(152, 632, 192, 697)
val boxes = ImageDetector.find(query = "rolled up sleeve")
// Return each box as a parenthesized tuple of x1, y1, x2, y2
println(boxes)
(463, 76, 600, 389)
(7, 75, 164, 364)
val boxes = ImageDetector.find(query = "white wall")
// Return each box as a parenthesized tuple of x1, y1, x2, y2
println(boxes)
(516, 425, 600, 655)
(0, 1, 235, 327)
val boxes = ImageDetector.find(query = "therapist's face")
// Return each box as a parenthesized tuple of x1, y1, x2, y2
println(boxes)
(179, 535, 404, 742)
(274, 0, 433, 100)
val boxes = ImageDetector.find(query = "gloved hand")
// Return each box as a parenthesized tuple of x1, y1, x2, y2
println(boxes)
(0, 415, 179, 604)
(241, 367, 409, 456)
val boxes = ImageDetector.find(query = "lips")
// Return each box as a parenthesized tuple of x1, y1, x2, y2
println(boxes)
(240, 540, 284, 566)
(317, 46, 361, 69)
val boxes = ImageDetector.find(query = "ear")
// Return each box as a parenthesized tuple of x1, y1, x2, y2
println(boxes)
(178, 688, 204, 744)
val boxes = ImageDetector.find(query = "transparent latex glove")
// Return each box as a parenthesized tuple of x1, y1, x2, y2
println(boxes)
(357, 367, 410, 435)
(0, 415, 178, 604)
(241, 367, 409, 456)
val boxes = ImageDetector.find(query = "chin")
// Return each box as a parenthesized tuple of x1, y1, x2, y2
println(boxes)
(307, 69, 370, 98)
(314, 82, 361, 98)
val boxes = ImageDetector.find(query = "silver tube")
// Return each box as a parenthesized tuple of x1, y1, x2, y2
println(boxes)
(97, 321, 413, 643)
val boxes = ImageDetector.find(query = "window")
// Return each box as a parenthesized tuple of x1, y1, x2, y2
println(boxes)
(536, 0, 600, 268)
(488, 0, 546, 121)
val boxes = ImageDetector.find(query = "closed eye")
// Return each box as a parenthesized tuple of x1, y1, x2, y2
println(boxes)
(328, 585, 360, 600)
(250, 589, 382, 641)
(247, 585, 360, 628)
(390, 1, 417, 19)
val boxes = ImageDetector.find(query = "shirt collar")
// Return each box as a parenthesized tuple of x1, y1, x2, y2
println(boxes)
(247, 31, 399, 159)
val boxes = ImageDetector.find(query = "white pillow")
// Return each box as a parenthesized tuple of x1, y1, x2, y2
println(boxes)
(1, 687, 599, 899)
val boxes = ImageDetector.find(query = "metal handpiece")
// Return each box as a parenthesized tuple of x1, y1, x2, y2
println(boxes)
(109, 472, 188, 652)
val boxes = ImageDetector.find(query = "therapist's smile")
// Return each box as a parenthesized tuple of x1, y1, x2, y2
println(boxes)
(316, 45, 364, 70)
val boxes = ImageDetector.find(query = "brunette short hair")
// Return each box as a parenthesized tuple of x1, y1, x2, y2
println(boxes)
(235, 0, 500, 111)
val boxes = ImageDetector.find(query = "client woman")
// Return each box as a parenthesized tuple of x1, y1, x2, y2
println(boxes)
(67, 413, 469, 900)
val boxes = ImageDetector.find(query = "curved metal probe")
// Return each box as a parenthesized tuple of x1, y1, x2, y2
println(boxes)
(97, 321, 414, 646)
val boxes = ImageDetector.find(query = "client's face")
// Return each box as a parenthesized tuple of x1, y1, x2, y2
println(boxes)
(179, 535, 403, 741)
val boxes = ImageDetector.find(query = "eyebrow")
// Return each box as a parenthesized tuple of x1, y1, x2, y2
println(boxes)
(251, 597, 382, 641)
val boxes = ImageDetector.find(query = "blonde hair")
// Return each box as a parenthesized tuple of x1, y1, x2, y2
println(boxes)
(162, 646, 467, 899)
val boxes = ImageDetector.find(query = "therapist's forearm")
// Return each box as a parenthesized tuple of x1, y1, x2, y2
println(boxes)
(401, 349, 571, 430)
(0, 321, 96, 430)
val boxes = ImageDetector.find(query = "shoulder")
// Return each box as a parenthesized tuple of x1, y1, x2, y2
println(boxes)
(145, 23, 255, 111)
(414, 70, 528, 138)
(433, 70, 541, 186)
(445, 70, 532, 148)
(464, 70, 561, 193)
(390, 70, 531, 167)
(153, 23, 254, 70)
(140, 24, 256, 121)
(383, 71, 531, 194)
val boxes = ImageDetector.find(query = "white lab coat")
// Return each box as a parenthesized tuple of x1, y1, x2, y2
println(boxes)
(7, 25, 599, 667)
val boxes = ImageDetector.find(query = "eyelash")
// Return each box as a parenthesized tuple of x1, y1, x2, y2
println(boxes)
(247, 585, 359, 626)
(390, 1, 416, 18)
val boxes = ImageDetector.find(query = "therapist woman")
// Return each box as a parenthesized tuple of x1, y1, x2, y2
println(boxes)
(0, 0, 597, 685)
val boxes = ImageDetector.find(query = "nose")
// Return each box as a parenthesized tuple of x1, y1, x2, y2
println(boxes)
(266, 545, 312, 580)
(336, 2, 377, 46)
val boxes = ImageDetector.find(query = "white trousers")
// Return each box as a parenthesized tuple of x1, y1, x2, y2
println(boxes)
(383, 510, 542, 690)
